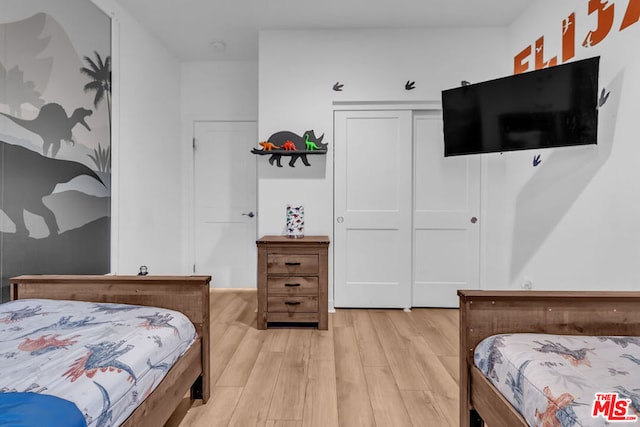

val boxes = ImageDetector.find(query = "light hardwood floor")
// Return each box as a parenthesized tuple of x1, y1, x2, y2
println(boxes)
(165, 289, 460, 427)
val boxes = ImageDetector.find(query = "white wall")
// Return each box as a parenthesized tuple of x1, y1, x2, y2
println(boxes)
(258, 28, 512, 305)
(181, 61, 258, 121)
(497, 0, 640, 290)
(99, 1, 640, 293)
(88, 1, 262, 278)
(92, 0, 184, 275)
(179, 60, 259, 269)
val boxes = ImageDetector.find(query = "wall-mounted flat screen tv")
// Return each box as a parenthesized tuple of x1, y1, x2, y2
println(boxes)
(441, 56, 600, 157)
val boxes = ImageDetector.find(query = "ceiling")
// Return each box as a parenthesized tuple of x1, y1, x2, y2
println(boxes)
(115, 0, 533, 61)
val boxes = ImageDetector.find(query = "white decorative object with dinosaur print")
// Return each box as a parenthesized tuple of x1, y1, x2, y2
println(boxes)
(286, 205, 304, 238)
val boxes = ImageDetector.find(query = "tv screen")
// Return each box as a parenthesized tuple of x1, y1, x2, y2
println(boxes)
(441, 56, 599, 157)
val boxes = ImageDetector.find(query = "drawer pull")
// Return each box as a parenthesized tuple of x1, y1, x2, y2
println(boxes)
(284, 283, 301, 287)
(284, 301, 301, 305)
(285, 262, 301, 266)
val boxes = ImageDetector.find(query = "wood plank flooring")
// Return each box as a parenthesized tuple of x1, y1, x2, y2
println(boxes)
(165, 289, 459, 427)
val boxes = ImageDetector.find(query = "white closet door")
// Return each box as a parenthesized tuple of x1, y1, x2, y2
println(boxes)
(334, 110, 413, 308)
(412, 111, 480, 307)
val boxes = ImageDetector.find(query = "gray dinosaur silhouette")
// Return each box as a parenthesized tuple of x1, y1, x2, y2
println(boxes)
(0, 140, 104, 237)
(0, 103, 92, 157)
(0, 63, 45, 117)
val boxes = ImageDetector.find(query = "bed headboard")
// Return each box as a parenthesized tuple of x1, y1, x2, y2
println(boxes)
(458, 289, 640, 364)
(10, 275, 211, 335)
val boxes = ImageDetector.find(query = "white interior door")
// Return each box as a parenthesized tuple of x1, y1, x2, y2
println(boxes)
(334, 110, 412, 308)
(194, 121, 257, 288)
(412, 111, 480, 307)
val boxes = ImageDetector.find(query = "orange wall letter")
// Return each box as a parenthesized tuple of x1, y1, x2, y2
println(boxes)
(535, 36, 557, 69)
(621, 0, 640, 30)
(562, 13, 576, 63)
(583, 0, 615, 47)
(514, 45, 532, 74)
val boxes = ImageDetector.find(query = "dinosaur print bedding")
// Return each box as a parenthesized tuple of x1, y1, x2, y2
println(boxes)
(0, 298, 197, 427)
(474, 333, 640, 426)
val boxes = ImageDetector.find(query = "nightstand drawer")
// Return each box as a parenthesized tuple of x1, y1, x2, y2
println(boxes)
(268, 296, 318, 313)
(268, 277, 318, 296)
(267, 254, 318, 274)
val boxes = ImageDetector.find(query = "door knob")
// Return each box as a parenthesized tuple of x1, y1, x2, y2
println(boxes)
(242, 212, 255, 218)
(470, 216, 478, 224)
(336, 216, 344, 223)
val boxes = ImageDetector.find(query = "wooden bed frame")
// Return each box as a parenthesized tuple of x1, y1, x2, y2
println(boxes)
(458, 289, 640, 427)
(9, 274, 211, 427)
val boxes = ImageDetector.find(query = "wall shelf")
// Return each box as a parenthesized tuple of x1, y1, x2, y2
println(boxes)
(251, 148, 327, 167)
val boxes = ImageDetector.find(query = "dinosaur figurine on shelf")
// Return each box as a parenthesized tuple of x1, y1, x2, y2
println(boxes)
(305, 133, 321, 150)
(266, 129, 326, 167)
(281, 140, 296, 151)
(258, 141, 280, 151)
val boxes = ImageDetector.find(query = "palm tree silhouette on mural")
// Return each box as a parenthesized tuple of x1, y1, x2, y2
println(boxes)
(81, 51, 111, 128)
(0, 103, 93, 157)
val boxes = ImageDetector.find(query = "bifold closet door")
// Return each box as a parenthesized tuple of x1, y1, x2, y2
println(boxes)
(334, 110, 412, 308)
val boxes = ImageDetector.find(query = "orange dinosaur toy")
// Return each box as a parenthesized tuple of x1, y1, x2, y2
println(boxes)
(259, 141, 280, 151)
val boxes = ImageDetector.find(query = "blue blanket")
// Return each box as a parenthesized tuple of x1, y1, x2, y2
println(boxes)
(0, 392, 86, 427)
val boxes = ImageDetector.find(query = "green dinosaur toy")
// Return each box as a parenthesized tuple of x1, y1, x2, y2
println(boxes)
(304, 133, 321, 151)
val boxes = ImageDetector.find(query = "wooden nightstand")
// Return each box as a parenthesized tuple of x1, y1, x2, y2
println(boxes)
(256, 235, 329, 330)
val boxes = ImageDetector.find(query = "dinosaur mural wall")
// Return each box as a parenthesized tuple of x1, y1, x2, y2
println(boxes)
(0, 63, 45, 117)
(0, 141, 105, 236)
(0, 0, 111, 302)
(0, 103, 93, 157)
